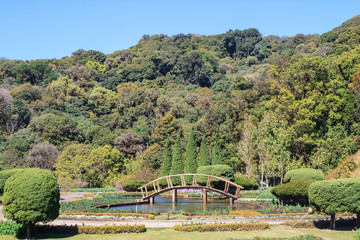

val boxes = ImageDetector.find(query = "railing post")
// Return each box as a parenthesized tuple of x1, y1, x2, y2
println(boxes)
(206, 176, 212, 188)
(181, 175, 186, 186)
(153, 182, 157, 192)
(145, 186, 148, 197)
(140, 188, 144, 198)
(203, 189, 207, 204)
(192, 175, 197, 186)
(172, 189, 177, 204)
(157, 180, 160, 191)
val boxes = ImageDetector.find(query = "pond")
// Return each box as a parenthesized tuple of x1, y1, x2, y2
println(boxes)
(111, 196, 261, 212)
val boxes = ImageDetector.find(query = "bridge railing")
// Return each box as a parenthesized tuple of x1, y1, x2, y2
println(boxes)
(138, 173, 243, 199)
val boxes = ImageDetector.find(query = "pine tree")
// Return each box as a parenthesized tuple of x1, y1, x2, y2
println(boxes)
(211, 131, 222, 165)
(184, 130, 197, 184)
(160, 140, 172, 177)
(199, 134, 211, 167)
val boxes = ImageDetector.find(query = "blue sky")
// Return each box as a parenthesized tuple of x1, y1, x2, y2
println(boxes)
(1, 0, 359, 60)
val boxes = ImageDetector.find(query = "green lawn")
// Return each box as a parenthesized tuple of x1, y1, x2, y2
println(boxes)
(0, 225, 356, 240)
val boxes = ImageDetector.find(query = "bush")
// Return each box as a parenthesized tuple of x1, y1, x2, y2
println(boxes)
(308, 178, 360, 229)
(174, 222, 269, 232)
(0, 169, 24, 196)
(70, 188, 117, 192)
(197, 165, 234, 189)
(234, 174, 258, 190)
(36, 224, 146, 234)
(3, 168, 60, 239)
(284, 168, 325, 183)
(0, 220, 26, 237)
(271, 180, 315, 206)
(282, 221, 315, 228)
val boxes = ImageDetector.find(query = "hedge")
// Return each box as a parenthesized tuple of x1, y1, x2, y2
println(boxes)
(282, 221, 315, 228)
(284, 168, 325, 183)
(70, 188, 117, 192)
(0, 169, 24, 196)
(122, 180, 151, 192)
(174, 222, 269, 232)
(197, 165, 234, 189)
(60, 212, 155, 219)
(36, 224, 146, 234)
(234, 174, 258, 190)
(271, 180, 315, 206)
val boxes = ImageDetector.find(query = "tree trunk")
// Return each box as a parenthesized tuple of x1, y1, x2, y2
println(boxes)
(26, 222, 35, 239)
(357, 213, 360, 229)
(329, 213, 336, 230)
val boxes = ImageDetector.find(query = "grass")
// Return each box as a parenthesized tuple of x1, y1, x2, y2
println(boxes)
(0, 225, 355, 240)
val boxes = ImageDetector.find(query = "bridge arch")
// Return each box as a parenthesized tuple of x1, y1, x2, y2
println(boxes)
(138, 174, 243, 204)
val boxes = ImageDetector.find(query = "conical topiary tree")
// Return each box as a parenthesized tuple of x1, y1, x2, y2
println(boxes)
(184, 129, 197, 183)
(160, 140, 172, 177)
(199, 134, 211, 167)
(211, 131, 222, 165)
(170, 133, 183, 185)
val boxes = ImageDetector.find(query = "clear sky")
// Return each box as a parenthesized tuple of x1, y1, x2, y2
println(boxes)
(1, 0, 359, 60)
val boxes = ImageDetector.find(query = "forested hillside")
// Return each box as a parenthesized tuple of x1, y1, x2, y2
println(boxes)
(1, 15, 360, 189)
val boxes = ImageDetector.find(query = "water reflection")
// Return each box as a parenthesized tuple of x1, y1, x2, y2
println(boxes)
(111, 196, 260, 212)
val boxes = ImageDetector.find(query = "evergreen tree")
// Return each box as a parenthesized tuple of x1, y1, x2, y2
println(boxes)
(199, 134, 211, 167)
(170, 134, 183, 175)
(211, 131, 222, 165)
(160, 140, 172, 176)
(184, 130, 197, 183)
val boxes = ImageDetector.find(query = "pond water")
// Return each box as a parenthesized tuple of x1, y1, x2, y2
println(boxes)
(111, 196, 261, 212)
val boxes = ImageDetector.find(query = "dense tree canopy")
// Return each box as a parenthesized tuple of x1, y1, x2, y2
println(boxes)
(1, 16, 360, 187)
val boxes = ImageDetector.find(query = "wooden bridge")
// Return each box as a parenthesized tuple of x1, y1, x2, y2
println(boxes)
(138, 174, 244, 204)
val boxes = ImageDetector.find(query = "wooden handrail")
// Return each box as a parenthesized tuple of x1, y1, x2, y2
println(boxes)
(137, 173, 243, 200)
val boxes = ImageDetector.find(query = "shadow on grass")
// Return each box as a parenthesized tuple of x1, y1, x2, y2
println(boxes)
(313, 217, 356, 231)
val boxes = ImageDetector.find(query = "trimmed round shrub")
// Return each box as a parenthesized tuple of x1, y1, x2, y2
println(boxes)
(234, 174, 258, 190)
(284, 168, 325, 183)
(197, 165, 234, 189)
(3, 168, 60, 239)
(0, 169, 24, 196)
(122, 180, 160, 192)
(271, 180, 315, 206)
(308, 178, 360, 229)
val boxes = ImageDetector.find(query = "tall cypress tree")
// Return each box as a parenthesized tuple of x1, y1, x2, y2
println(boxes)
(211, 131, 222, 165)
(184, 129, 197, 183)
(199, 134, 211, 167)
(170, 133, 183, 185)
(160, 140, 172, 177)
(170, 133, 183, 175)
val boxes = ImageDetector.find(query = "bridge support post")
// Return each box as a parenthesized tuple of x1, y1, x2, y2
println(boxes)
(172, 189, 177, 204)
(229, 198, 234, 205)
(150, 196, 155, 204)
(203, 189, 207, 205)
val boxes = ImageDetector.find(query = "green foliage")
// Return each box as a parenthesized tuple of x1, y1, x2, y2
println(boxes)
(160, 140, 172, 176)
(3, 168, 59, 227)
(308, 178, 360, 215)
(170, 134, 184, 176)
(35, 224, 146, 234)
(211, 131, 222, 165)
(0, 169, 24, 196)
(199, 135, 211, 167)
(32, 113, 80, 147)
(184, 129, 197, 174)
(271, 180, 315, 206)
(69, 188, 117, 192)
(121, 180, 149, 192)
(174, 222, 269, 232)
(0, 220, 26, 237)
(284, 168, 325, 183)
(234, 174, 258, 190)
(197, 164, 234, 189)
